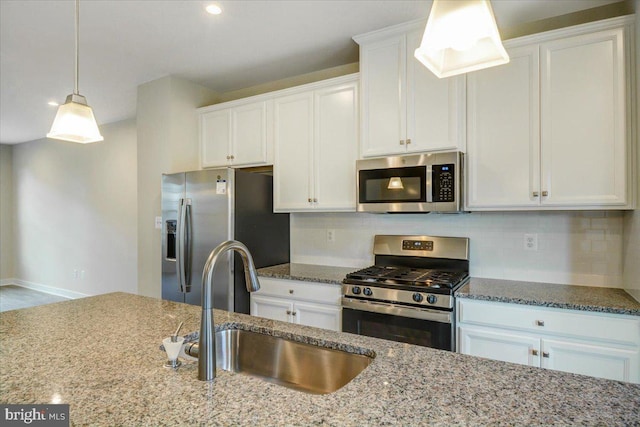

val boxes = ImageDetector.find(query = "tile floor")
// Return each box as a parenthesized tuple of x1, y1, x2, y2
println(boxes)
(0, 285, 70, 312)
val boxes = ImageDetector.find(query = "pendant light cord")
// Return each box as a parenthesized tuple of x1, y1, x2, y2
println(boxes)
(74, 0, 79, 95)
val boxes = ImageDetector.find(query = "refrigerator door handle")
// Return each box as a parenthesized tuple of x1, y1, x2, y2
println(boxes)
(184, 201, 192, 292)
(177, 198, 192, 293)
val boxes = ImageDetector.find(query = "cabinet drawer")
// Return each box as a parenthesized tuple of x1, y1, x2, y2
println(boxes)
(257, 277, 341, 305)
(458, 299, 640, 346)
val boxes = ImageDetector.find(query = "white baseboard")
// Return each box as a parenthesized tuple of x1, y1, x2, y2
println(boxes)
(0, 279, 90, 300)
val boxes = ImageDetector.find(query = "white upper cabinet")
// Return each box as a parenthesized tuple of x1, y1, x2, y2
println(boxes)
(540, 27, 627, 207)
(199, 98, 272, 168)
(355, 20, 465, 158)
(466, 17, 635, 210)
(273, 75, 359, 212)
(466, 45, 540, 208)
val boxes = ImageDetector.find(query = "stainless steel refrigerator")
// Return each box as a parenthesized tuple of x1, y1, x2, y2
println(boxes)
(161, 168, 289, 313)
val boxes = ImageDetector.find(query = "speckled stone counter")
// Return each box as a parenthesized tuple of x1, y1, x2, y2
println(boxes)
(1, 293, 639, 426)
(257, 263, 358, 285)
(456, 277, 640, 316)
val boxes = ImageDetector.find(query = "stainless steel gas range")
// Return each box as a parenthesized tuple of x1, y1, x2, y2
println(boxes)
(341, 235, 469, 351)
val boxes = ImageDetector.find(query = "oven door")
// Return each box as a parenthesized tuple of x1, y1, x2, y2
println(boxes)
(342, 298, 455, 351)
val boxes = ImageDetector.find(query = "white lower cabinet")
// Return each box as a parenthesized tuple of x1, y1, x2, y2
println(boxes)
(251, 277, 342, 331)
(457, 299, 640, 383)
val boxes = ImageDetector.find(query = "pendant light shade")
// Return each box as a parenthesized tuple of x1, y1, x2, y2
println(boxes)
(47, 0, 103, 143)
(47, 94, 103, 143)
(414, 0, 509, 78)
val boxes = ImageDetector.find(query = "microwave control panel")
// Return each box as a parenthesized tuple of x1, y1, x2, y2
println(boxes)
(432, 164, 455, 202)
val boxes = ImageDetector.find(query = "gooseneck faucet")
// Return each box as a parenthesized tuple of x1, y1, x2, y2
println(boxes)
(198, 240, 261, 381)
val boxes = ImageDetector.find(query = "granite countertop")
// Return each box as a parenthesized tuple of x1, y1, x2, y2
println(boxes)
(1, 293, 639, 425)
(457, 277, 640, 316)
(257, 263, 358, 285)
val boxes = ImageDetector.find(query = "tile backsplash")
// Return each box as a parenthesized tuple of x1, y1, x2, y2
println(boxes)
(290, 211, 625, 288)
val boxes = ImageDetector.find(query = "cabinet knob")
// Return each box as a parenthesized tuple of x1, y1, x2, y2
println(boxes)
(536, 320, 545, 327)
(541, 191, 548, 197)
(226, 155, 230, 160)
(532, 191, 539, 197)
(313, 198, 318, 203)
(406, 139, 411, 145)
(286, 310, 292, 315)
(308, 198, 312, 203)
(289, 289, 294, 294)
(532, 349, 539, 356)
(230, 155, 235, 160)
(399, 140, 405, 145)
(542, 352, 550, 358)
(292, 311, 297, 316)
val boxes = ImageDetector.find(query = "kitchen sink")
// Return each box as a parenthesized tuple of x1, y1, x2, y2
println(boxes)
(184, 329, 373, 394)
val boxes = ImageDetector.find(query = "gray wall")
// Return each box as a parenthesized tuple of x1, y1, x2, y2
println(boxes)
(10, 119, 138, 296)
(0, 144, 14, 280)
(622, 0, 640, 300)
(136, 76, 217, 298)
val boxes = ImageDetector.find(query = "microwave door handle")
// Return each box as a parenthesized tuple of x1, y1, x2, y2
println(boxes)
(426, 165, 433, 203)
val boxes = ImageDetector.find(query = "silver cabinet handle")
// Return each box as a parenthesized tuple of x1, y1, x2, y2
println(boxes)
(399, 140, 405, 145)
(406, 139, 411, 145)
(536, 320, 545, 326)
(542, 352, 550, 358)
(532, 191, 539, 197)
(542, 191, 548, 197)
(532, 349, 539, 356)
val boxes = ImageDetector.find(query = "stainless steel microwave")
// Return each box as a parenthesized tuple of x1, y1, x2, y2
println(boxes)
(356, 152, 463, 213)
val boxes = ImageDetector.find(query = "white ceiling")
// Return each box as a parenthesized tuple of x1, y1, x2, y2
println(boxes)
(0, 0, 625, 144)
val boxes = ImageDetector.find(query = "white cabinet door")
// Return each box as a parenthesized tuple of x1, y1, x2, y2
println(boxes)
(459, 326, 540, 367)
(250, 295, 293, 323)
(541, 339, 639, 383)
(231, 101, 269, 166)
(273, 92, 314, 211)
(540, 27, 627, 207)
(406, 30, 465, 154)
(314, 80, 358, 211)
(294, 301, 342, 332)
(359, 35, 406, 157)
(200, 109, 231, 168)
(200, 100, 271, 168)
(466, 45, 540, 208)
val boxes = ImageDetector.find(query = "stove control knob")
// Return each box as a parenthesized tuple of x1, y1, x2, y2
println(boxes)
(363, 287, 373, 297)
(412, 293, 423, 303)
(351, 286, 361, 295)
(426, 294, 437, 304)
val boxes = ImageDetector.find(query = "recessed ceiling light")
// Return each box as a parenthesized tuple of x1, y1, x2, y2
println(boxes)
(205, 4, 222, 15)
(48, 101, 59, 106)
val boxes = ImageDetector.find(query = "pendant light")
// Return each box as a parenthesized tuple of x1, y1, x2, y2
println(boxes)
(47, 0, 103, 143)
(414, 0, 509, 79)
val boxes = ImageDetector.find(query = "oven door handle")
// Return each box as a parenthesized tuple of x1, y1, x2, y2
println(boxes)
(342, 297, 452, 324)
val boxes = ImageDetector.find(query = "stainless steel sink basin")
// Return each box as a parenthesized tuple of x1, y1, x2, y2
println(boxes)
(184, 329, 373, 394)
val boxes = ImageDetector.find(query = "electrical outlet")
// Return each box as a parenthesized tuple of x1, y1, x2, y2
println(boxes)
(327, 229, 335, 243)
(73, 269, 79, 279)
(155, 216, 163, 229)
(524, 234, 538, 251)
